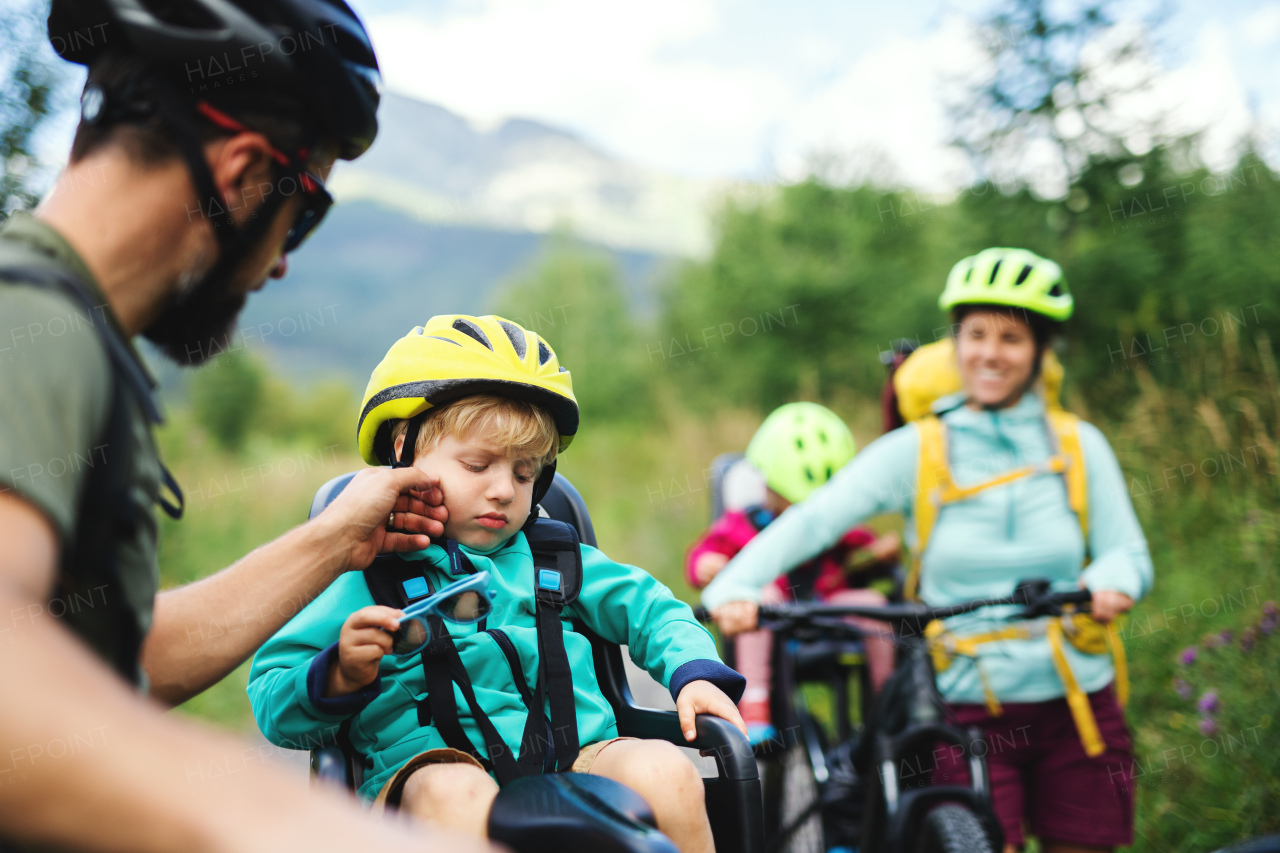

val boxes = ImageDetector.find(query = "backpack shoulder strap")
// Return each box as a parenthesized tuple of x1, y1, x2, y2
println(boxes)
(0, 262, 174, 682)
(907, 415, 950, 601)
(1045, 409, 1090, 549)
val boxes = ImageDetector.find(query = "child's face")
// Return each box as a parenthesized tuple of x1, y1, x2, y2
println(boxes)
(398, 429, 539, 550)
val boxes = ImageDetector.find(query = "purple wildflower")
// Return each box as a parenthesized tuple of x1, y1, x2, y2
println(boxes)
(1173, 678, 1193, 700)
(1198, 691, 1220, 714)
(1180, 647, 1198, 665)
(1263, 601, 1278, 618)
(1199, 717, 1219, 737)
(1261, 617, 1277, 636)
(1219, 629, 1233, 645)
(1242, 626, 1258, 652)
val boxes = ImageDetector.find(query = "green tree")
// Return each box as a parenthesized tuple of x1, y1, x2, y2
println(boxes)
(1, 1, 70, 217)
(489, 239, 653, 425)
(190, 352, 266, 451)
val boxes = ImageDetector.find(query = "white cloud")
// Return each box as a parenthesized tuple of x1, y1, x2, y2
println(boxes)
(362, 0, 1268, 188)
(1241, 3, 1280, 47)
(366, 0, 789, 177)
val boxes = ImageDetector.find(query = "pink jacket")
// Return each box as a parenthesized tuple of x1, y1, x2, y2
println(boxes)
(686, 509, 877, 598)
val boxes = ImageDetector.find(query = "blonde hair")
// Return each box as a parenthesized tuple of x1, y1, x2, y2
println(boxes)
(391, 395, 559, 469)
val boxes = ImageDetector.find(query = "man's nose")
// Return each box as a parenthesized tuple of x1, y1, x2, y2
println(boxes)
(269, 254, 289, 279)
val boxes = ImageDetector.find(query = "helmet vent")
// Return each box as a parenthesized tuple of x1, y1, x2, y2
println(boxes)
(1048, 282, 1064, 297)
(498, 320, 527, 358)
(964, 266, 974, 283)
(538, 341, 553, 365)
(426, 335, 462, 347)
(825, 466, 834, 480)
(988, 260, 1003, 284)
(804, 468, 815, 482)
(452, 318, 492, 349)
(795, 438, 804, 449)
(1015, 264, 1033, 285)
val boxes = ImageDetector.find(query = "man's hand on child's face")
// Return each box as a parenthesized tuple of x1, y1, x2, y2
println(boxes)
(320, 467, 448, 572)
(676, 680, 747, 742)
(327, 606, 402, 698)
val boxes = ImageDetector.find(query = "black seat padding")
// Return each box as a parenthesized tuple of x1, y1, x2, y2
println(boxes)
(487, 773, 678, 853)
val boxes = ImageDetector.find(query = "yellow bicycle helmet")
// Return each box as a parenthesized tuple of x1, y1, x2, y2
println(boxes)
(939, 247, 1073, 322)
(357, 315, 579, 469)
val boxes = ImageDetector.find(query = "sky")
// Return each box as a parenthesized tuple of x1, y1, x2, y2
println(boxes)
(23, 0, 1279, 194)
(346, 0, 1280, 188)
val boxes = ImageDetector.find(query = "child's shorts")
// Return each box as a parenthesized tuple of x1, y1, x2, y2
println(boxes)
(374, 737, 638, 811)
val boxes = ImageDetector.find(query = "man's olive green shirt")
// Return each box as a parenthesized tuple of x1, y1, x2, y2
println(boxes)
(0, 213, 164, 683)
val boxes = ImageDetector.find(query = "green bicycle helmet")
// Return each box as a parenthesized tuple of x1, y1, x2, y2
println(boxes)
(746, 402, 857, 505)
(939, 247, 1073, 322)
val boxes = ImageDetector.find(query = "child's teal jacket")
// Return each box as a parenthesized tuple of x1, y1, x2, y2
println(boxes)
(249, 530, 742, 800)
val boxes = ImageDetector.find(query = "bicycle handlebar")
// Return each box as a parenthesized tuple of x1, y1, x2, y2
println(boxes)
(693, 579, 1093, 629)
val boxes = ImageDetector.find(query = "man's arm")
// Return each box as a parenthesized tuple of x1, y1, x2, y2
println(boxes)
(0, 490, 493, 853)
(141, 467, 445, 706)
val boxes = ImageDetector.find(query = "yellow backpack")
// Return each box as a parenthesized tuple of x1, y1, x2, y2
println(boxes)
(893, 339, 1125, 757)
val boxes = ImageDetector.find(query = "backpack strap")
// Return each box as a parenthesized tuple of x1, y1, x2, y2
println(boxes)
(907, 416, 949, 602)
(908, 410, 1090, 601)
(0, 263, 182, 683)
(1044, 409, 1089, 551)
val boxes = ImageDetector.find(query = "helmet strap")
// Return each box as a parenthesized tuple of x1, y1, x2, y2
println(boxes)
(145, 71, 299, 333)
(523, 461, 559, 531)
(392, 413, 428, 469)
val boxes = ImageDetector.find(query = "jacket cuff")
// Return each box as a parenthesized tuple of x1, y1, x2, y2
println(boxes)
(668, 659, 746, 705)
(305, 642, 381, 717)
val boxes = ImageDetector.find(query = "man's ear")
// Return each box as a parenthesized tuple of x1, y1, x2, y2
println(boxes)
(204, 133, 278, 221)
(392, 432, 405, 461)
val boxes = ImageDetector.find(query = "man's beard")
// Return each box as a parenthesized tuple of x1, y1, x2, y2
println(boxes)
(142, 261, 249, 367)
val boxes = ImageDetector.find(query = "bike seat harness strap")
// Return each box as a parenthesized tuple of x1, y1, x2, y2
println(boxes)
(910, 409, 1126, 758)
(362, 518, 584, 786)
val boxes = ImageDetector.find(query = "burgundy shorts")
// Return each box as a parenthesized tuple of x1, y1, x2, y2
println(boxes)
(931, 684, 1134, 848)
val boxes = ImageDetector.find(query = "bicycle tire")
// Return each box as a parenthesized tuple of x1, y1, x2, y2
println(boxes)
(911, 804, 995, 853)
(777, 742, 825, 853)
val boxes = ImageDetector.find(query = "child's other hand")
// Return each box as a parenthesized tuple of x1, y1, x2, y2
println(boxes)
(326, 606, 402, 697)
(712, 600, 759, 638)
(692, 552, 729, 587)
(676, 680, 747, 742)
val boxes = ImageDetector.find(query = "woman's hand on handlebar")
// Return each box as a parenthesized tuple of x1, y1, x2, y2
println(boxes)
(1089, 588, 1134, 623)
(711, 601, 759, 637)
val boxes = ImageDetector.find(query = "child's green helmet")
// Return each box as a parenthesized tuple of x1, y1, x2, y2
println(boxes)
(940, 247, 1073, 321)
(745, 402, 857, 504)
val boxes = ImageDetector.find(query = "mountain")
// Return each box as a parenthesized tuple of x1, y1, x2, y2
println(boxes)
(204, 93, 718, 387)
(327, 92, 728, 257)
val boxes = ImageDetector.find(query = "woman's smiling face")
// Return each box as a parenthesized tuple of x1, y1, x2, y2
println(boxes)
(397, 430, 538, 550)
(954, 308, 1038, 409)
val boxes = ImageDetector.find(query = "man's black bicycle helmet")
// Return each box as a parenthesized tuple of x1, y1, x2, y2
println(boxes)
(48, 0, 381, 160)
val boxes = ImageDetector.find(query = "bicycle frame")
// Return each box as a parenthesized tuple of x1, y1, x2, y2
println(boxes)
(752, 582, 1092, 852)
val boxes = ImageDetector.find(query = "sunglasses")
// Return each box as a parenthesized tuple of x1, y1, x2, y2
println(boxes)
(388, 571, 498, 657)
(195, 102, 334, 253)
